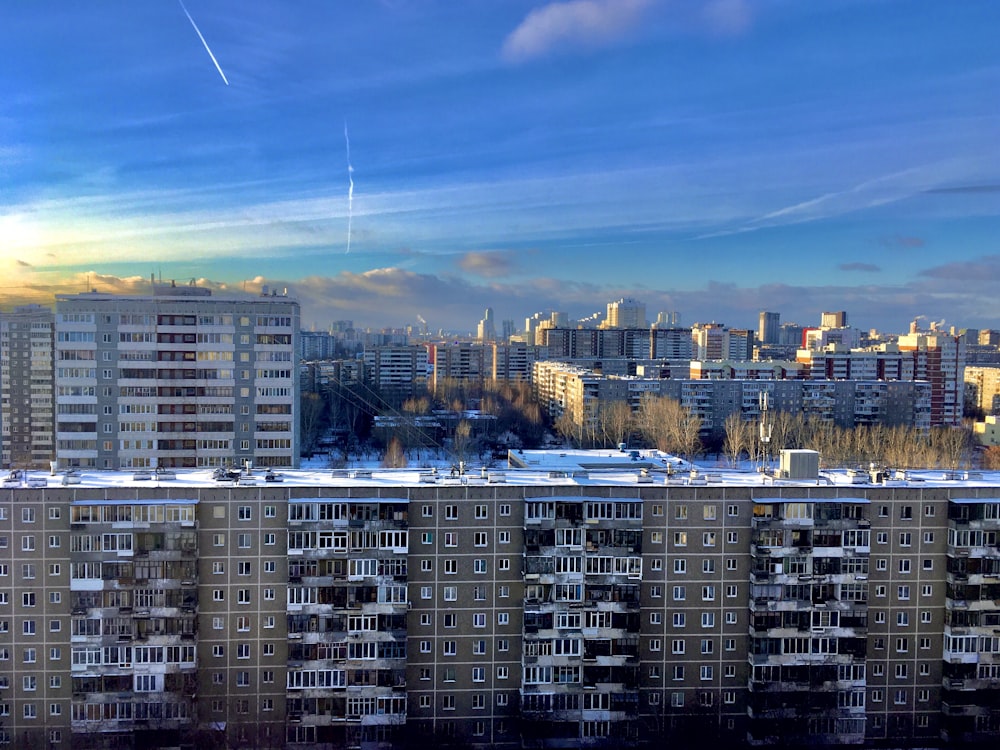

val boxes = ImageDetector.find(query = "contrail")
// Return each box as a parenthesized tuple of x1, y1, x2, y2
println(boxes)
(178, 0, 230, 85)
(345, 121, 354, 254)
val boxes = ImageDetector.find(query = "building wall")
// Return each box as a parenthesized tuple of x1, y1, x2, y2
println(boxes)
(53, 291, 300, 470)
(1, 305, 55, 469)
(1, 480, 999, 748)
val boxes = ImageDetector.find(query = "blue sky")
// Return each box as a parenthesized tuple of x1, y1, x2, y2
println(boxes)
(2, 0, 999, 333)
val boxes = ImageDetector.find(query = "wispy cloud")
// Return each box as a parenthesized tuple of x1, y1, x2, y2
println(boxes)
(501, 0, 654, 63)
(839, 262, 881, 273)
(457, 250, 518, 277)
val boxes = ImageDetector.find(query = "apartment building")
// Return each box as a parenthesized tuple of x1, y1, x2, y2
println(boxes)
(532, 361, 934, 442)
(964, 365, 1000, 415)
(491, 343, 548, 382)
(362, 346, 429, 396)
(1, 304, 55, 469)
(53, 286, 300, 470)
(1, 461, 999, 749)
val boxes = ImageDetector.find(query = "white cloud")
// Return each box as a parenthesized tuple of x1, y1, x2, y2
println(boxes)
(501, 0, 654, 63)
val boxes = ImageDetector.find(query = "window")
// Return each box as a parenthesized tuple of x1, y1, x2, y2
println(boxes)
(443, 641, 457, 656)
(673, 586, 686, 601)
(673, 531, 687, 546)
(444, 559, 457, 574)
(923, 531, 934, 543)
(673, 559, 687, 574)
(498, 531, 511, 544)
(21, 536, 35, 551)
(445, 505, 458, 520)
(498, 612, 510, 625)
(264, 505, 276, 518)
(673, 612, 685, 627)
(472, 666, 485, 682)
(876, 532, 888, 544)
(700, 665, 713, 680)
(475, 504, 488, 519)
(238, 506, 252, 521)
(701, 612, 715, 628)
(650, 612, 662, 625)
(726, 584, 738, 598)
(237, 533, 252, 549)
(702, 532, 716, 547)
(237, 589, 251, 604)
(263, 588, 275, 600)
(443, 587, 457, 602)
(702, 559, 715, 573)
(213, 590, 225, 602)
(237, 643, 251, 659)
(726, 531, 738, 544)
(651, 531, 663, 544)
(701, 638, 714, 654)
(899, 559, 911, 574)
(238, 561, 252, 576)
(671, 639, 684, 654)
(264, 533, 276, 545)
(650, 585, 662, 598)
(48, 536, 60, 549)
(650, 559, 662, 571)
(264, 560, 275, 573)
(702, 585, 715, 601)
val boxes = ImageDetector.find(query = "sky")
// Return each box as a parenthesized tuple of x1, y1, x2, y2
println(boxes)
(2, 0, 999, 334)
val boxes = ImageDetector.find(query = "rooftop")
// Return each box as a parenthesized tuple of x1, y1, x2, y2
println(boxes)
(5, 449, 998, 491)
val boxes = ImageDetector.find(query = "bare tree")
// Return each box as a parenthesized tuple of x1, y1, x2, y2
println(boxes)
(382, 436, 408, 468)
(598, 400, 634, 448)
(723, 412, 752, 467)
(453, 420, 473, 464)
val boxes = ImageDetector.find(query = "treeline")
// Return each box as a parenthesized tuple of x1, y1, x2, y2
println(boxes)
(555, 394, 978, 470)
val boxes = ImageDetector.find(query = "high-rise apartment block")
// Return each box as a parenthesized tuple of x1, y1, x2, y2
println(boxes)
(758, 311, 780, 346)
(603, 298, 646, 329)
(691, 323, 754, 361)
(1, 304, 55, 468)
(52, 287, 300, 470)
(0, 463, 998, 748)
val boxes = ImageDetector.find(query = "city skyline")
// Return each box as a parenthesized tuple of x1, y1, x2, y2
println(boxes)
(3, 1, 1000, 331)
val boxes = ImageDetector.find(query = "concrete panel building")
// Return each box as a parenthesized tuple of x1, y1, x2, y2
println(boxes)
(53, 286, 300, 470)
(1, 305, 55, 469)
(0, 462, 998, 748)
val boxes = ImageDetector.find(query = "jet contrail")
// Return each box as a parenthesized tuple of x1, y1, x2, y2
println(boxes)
(178, 0, 230, 85)
(345, 121, 354, 254)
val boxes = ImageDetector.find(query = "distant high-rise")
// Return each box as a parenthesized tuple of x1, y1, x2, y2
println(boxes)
(758, 311, 780, 345)
(477, 307, 496, 341)
(603, 297, 646, 329)
(821, 310, 848, 328)
(653, 310, 682, 327)
(0, 304, 54, 469)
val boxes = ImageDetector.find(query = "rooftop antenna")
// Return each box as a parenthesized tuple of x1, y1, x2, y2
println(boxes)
(758, 390, 772, 473)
